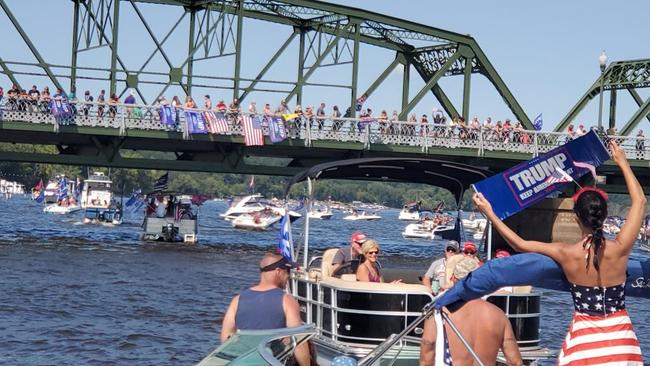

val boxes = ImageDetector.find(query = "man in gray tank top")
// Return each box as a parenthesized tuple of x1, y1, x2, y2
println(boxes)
(220, 253, 311, 366)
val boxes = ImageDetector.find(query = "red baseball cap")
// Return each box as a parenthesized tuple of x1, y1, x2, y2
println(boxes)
(462, 241, 477, 253)
(495, 249, 511, 258)
(351, 231, 367, 244)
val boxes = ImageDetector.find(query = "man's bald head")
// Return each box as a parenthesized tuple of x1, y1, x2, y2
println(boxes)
(260, 252, 283, 268)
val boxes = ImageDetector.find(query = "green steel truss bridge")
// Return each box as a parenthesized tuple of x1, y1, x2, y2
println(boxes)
(1, 0, 650, 193)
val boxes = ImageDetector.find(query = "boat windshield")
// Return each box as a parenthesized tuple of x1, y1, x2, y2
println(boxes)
(196, 325, 315, 366)
(86, 181, 111, 190)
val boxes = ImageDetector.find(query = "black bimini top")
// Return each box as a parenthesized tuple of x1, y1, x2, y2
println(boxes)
(285, 158, 492, 205)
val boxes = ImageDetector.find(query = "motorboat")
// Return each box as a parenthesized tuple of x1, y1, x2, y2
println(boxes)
(401, 220, 454, 239)
(43, 203, 82, 214)
(42, 176, 81, 214)
(462, 216, 487, 231)
(80, 172, 122, 225)
(307, 205, 333, 220)
(398, 202, 420, 221)
(221, 193, 301, 222)
(141, 194, 198, 243)
(272, 158, 553, 364)
(42, 176, 75, 204)
(232, 209, 282, 231)
(343, 210, 381, 221)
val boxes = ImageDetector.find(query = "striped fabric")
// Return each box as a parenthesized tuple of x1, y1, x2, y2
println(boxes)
(204, 111, 229, 134)
(241, 115, 264, 146)
(558, 309, 642, 365)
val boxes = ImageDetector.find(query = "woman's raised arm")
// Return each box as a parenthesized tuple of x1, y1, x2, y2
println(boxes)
(610, 141, 646, 252)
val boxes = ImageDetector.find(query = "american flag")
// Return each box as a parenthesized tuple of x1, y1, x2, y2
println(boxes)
(545, 166, 574, 185)
(434, 310, 453, 366)
(174, 204, 184, 222)
(204, 111, 229, 134)
(241, 115, 264, 146)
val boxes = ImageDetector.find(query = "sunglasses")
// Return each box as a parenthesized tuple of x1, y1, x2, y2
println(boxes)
(446, 248, 458, 253)
(367, 250, 379, 255)
(463, 250, 476, 254)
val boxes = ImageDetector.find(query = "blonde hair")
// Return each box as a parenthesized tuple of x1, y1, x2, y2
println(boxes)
(361, 239, 380, 256)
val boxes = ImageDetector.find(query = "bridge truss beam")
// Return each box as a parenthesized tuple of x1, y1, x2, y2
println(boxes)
(556, 59, 650, 135)
(0, 0, 532, 130)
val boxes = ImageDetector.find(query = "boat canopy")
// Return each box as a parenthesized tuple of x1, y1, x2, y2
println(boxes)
(284, 158, 492, 205)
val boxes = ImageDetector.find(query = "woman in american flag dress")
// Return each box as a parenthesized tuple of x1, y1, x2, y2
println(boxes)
(473, 140, 645, 365)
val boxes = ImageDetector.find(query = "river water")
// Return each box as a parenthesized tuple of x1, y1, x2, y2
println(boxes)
(1, 196, 649, 365)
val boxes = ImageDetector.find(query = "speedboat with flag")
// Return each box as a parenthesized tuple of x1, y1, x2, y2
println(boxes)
(140, 193, 199, 243)
(231, 207, 282, 231)
(43, 176, 82, 214)
(80, 172, 122, 225)
(307, 204, 333, 220)
(398, 201, 421, 221)
(401, 215, 455, 239)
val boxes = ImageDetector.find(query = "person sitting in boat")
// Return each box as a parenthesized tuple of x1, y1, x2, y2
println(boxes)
(220, 253, 312, 366)
(422, 241, 459, 294)
(442, 242, 481, 290)
(420, 299, 522, 366)
(155, 197, 166, 218)
(331, 231, 366, 276)
(356, 240, 402, 284)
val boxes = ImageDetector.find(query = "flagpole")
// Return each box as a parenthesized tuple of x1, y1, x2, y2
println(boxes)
(302, 177, 312, 269)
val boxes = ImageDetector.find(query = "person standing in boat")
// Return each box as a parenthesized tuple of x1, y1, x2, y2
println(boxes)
(422, 241, 459, 294)
(220, 253, 311, 366)
(330, 231, 366, 275)
(472, 141, 645, 365)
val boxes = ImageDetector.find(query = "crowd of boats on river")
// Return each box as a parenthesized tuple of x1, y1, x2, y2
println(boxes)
(5, 172, 650, 250)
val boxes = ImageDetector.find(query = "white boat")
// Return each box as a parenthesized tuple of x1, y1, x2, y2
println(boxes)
(401, 221, 454, 239)
(43, 204, 82, 214)
(141, 195, 198, 243)
(462, 217, 487, 231)
(398, 202, 420, 221)
(307, 206, 333, 219)
(80, 172, 122, 225)
(343, 210, 381, 221)
(221, 193, 301, 222)
(232, 209, 282, 230)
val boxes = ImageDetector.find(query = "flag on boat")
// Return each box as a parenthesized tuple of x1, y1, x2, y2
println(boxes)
(277, 213, 294, 261)
(241, 115, 264, 146)
(267, 116, 287, 143)
(57, 176, 69, 200)
(533, 113, 543, 131)
(125, 189, 142, 207)
(544, 166, 575, 185)
(131, 198, 145, 213)
(153, 173, 169, 192)
(472, 130, 610, 220)
(74, 177, 81, 199)
(204, 111, 229, 134)
(174, 204, 184, 222)
(35, 190, 45, 203)
(190, 195, 210, 206)
(33, 179, 44, 192)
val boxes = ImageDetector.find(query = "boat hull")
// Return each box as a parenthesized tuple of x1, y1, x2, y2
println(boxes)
(141, 217, 198, 243)
(43, 205, 82, 214)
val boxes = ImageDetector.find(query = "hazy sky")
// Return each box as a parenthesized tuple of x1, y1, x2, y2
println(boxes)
(1, 0, 648, 132)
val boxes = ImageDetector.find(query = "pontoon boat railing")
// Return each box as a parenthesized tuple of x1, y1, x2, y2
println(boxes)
(2, 99, 648, 160)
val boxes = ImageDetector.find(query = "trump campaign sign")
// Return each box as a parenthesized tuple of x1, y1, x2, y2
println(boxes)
(472, 130, 610, 220)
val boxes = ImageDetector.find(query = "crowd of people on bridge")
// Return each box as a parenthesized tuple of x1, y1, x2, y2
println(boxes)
(1, 83, 647, 155)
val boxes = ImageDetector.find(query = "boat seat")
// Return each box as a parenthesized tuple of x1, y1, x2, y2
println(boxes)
(320, 275, 431, 294)
(340, 274, 357, 282)
(320, 248, 339, 278)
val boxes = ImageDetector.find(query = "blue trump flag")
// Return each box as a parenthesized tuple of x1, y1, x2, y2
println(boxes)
(184, 110, 208, 134)
(35, 190, 45, 203)
(472, 130, 609, 220)
(533, 113, 543, 131)
(277, 213, 294, 261)
(159, 105, 176, 129)
(125, 189, 142, 207)
(268, 116, 287, 143)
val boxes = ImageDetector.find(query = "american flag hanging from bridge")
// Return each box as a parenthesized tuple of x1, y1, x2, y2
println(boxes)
(241, 115, 264, 146)
(204, 111, 229, 134)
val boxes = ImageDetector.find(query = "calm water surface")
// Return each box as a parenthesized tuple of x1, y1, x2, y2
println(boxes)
(1, 196, 649, 365)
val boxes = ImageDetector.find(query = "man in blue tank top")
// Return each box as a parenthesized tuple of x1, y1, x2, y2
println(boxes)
(220, 253, 311, 366)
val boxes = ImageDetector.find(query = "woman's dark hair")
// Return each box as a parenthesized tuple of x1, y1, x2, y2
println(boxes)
(573, 190, 608, 270)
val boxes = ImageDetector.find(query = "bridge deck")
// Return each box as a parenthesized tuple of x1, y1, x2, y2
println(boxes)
(0, 100, 649, 193)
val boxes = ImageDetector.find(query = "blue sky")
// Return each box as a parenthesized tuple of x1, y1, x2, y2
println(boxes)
(1, 0, 649, 132)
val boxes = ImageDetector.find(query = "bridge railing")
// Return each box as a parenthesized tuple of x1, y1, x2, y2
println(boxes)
(1, 98, 648, 160)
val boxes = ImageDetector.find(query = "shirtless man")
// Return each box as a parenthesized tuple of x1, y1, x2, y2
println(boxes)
(420, 299, 522, 366)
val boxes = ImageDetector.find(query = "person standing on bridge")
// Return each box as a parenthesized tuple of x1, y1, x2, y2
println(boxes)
(472, 140, 645, 365)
